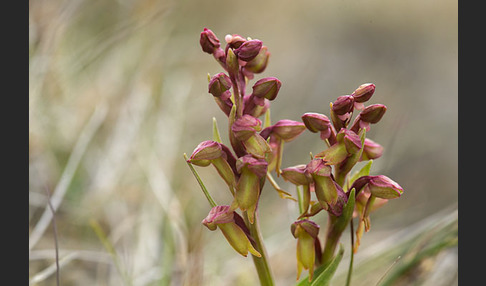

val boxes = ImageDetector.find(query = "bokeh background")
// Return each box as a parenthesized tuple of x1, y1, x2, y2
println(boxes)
(29, 0, 458, 285)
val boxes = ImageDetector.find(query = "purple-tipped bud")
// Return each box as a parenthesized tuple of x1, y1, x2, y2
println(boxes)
(231, 115, 262, 141)
(360, 138, 383, 161)
(189, 141, 237, 192)
(342, 129, 362, 154)
(367, 175, 403, 199)
(234, 39, 263, 62)
(251, 77, 281, 101)
(244, 46, 270, 74)
(202, 205, 235, 231)
(202, 205, 261, 257)
(208, 72, 232, 100)
(269, 120, 306, 142)
(281, 164, 310, 186)
(351, 83, 375, 103)
(189, 140, 222, 166)
(200, 28, 220, 54)
(301, 113, 330, 133)
(351, 175, 403, 199)
(306, 159, 338, 205)
(359, 104, 387, 123)
(332, 95, 354, 115)
(291, 219, 320, 281)
(236, 155, 268, 178)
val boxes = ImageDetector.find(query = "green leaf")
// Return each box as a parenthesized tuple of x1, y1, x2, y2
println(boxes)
(212, 117, 222, 143)
(347, 160, 373, 191)
(296, 244, 345, 286)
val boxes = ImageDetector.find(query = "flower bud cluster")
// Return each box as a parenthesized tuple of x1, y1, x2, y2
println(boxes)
(192, 28, 308, 262)
(190, 28, 404, 282)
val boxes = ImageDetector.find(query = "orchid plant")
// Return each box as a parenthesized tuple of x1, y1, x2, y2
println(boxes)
(184, 28, 404, 286)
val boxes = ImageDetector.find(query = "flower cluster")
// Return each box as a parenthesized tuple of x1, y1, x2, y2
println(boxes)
(187, 28, 403, 284)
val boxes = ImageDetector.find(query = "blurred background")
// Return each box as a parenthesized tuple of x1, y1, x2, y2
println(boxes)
(29, 0, 457, 285)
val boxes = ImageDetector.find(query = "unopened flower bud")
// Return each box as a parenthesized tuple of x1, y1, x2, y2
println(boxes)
(306, 159, 338, 205)
(343, 129, 362, 154)
(231, 115, 270, 158)
(281, 165, 311, 186)
(234, 39, 263, 62)
(359, 104, 387, 123)
(301, 113, 330, 133)
(251, 77, 281, 101)
(200, 28, 220, 54)
(244, 46, 270, 74)
(269, 120, 306, 142)
(350, 175, 403, 199)
(208, 72, 232, 100)
(332, 95, 354, 115)
(349, 104, 387, 133)
(367, 175, 403, 199)
(351, 83, 375, 103)
(189, 140, 222, 166)
(231, 115, 262, 141)
(360, 138, 383, 161)
(189, 141, 237, 193)
(202, 205, 261, 257)
(291, 220, 320, 281)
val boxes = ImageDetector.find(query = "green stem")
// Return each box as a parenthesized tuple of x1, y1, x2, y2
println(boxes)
(345, 219, 355, 286)
(244, 210, 275, 286)
(321, 214, 342, 267)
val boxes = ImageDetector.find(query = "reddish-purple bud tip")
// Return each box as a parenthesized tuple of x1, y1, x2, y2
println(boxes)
(351, 83, 375, 103)
(208, 72, 232, 100)
(332, 95, 355, 115)
(360, 104, 387, 123)
(234, 39, 263, 62)
(236, 154, 268, 178)
(281, 164, 310, 185)
(201, 205, 234, 230)
(200, 28, 220, 54)
(270, 120, 306, 142)
(231, 115, 262, 141)
(251, 77, 281, 101)
(189, 140, 223, 166)
(301, 112, 331, 132)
